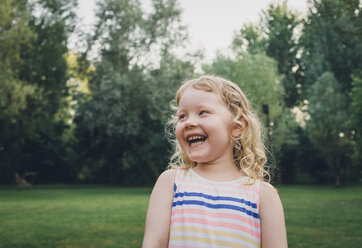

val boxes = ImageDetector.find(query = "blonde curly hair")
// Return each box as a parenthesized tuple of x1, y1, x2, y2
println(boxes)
(166, 75, 269, 182)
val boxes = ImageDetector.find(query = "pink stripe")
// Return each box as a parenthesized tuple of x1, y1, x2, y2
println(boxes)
(171, 217, 261, 238)
(171, 208, 260, 228)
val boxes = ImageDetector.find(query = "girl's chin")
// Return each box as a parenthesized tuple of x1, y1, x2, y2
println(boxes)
(188, 156, 209, 164)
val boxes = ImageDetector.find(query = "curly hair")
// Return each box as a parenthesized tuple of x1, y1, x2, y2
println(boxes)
(166, 75, 269, 182)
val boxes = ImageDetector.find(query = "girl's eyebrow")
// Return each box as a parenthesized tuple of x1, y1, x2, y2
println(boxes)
(176, 108, 185, 114)
(177, 104, 211, 113)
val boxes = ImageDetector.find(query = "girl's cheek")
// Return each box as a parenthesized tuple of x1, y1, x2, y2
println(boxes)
(175, 123, 183, 142)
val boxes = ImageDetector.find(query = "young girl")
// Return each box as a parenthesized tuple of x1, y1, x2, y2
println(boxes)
(143, 75, 287, 248)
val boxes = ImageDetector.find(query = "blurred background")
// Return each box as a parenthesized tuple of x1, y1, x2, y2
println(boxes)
(1, 0, 362, 247)
(1, 0, 361, 187)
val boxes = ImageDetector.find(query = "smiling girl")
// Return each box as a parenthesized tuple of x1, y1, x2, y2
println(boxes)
(143, 75, 287, 248)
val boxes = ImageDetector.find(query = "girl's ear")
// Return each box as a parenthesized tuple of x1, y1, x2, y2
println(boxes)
(231, 119, 246, 137)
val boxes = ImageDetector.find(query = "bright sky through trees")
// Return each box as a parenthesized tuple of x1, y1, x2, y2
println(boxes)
(77, 0, 308, 61)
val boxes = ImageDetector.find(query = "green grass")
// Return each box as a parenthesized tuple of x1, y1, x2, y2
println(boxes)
(0, 185, 361, 248)
(0, 185, 151, 248)
(278, 185, 362, 248)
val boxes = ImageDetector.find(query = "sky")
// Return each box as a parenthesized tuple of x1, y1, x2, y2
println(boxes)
(77, 0, 308, 62)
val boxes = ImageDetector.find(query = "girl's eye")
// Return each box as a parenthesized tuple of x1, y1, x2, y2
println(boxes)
(199, 110, 208, 116)
(178, 114, 187, 120)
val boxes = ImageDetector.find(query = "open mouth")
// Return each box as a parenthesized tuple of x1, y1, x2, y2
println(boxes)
(187, 135, 207, 146)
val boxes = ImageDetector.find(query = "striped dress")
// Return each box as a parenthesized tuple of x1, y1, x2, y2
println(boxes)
(168, 168, 261, 248)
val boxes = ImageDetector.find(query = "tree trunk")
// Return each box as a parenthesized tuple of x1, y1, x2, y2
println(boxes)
(335, 173, 341, 187)
(333, 160, 342, 188)
(325, 149, 341, 187)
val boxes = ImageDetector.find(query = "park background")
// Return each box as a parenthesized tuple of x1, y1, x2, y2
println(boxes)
(0, 0, 361, 247)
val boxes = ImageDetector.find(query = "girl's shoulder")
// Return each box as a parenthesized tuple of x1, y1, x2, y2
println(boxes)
(156, 168, 177, 187)
(258, 181, 287, 247)
(259, 181, 277, 192)
(259, 181, 281, 209)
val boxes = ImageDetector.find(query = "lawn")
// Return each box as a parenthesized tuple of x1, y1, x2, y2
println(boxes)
(0, 184, 361, 248)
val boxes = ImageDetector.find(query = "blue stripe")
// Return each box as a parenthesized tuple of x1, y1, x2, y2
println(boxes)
(174, 191, 257, 209)
(174, 183, 177, 192)
(172, 200, 260, 219)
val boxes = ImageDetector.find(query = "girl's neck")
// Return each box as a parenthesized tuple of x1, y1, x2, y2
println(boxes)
(193, 160, 244, 182)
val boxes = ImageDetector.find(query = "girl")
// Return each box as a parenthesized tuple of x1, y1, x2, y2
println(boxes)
(143, 75, 287, 248)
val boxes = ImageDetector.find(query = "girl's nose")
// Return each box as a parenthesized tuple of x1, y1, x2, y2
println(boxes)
(185, 118, 198, 128)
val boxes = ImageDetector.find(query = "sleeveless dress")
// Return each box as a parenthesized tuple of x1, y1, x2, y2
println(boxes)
(168, 168, 261, 248)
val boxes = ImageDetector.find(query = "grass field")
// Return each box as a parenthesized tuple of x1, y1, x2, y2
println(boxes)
(0, 185, 361, 248)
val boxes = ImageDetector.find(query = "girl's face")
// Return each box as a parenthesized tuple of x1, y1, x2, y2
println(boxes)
(175, 87, 236, 166)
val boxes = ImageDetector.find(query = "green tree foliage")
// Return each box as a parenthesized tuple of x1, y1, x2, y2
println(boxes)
(0, 0, 37, 120)
(229, 3, 304, 183)
(0, 0, 77, 184)
(350, 73, 362, 166)
(300, 0, 362, 185)
(75, 0, 196, 184)
(232, 23, 265, 55)
(301, 0, 362, 94)
(0, 0, 38, 183)
(306, 72, 351, 186)
(2, 0, 361, 185)
(262, 1, 301, 107)
(230, 0, 361, 184)
(233, 1, 301, 107)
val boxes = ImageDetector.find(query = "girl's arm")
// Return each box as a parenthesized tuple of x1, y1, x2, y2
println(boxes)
(259, 182, 288, 248)
(142, 169, 176, 248)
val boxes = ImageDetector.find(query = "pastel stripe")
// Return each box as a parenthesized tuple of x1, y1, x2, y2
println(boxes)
(171, 208, 260, 228)
(169, 245, 203, 248)
(171, 222, 260, 243)
(170, 226, 260, 247)
(173, 196, 257, 216)
(171, 217, 261, 238)
(170, 235, 253, 248)
(172, 200, 260, 218)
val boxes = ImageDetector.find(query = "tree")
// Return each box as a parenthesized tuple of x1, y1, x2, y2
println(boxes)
(306, 72, 350, 186)
(0, 0, 77, 184)
(301, 0, 362, 94)
(300, 0, 362, 185)
(350, 73, 362, 175)
(231, 2, 303, 183)
(262, 1, 301, 107)
(232, 1, 302, 107)
(75, 0, 196, 184)
(232, 23, 265, 56)
(0, 0, 37, 122)
(0, 0, 38, 183)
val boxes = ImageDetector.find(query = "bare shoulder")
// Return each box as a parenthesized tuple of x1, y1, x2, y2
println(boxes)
(155, 169, 176, 187)
(260, 181, 277, 192)
(143, 169, 177, 247)
(150, 169, 177, 196)
(259, 181, 279, 202)
(259, 181, 288, 248)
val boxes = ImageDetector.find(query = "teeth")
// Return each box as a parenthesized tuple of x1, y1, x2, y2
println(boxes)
(187, 135, 205, 141)
(192, 141, 204, 145)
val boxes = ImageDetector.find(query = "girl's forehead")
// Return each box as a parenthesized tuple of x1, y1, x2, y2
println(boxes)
(177, 88, 227, 111)
(179, 88, 219, 103)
